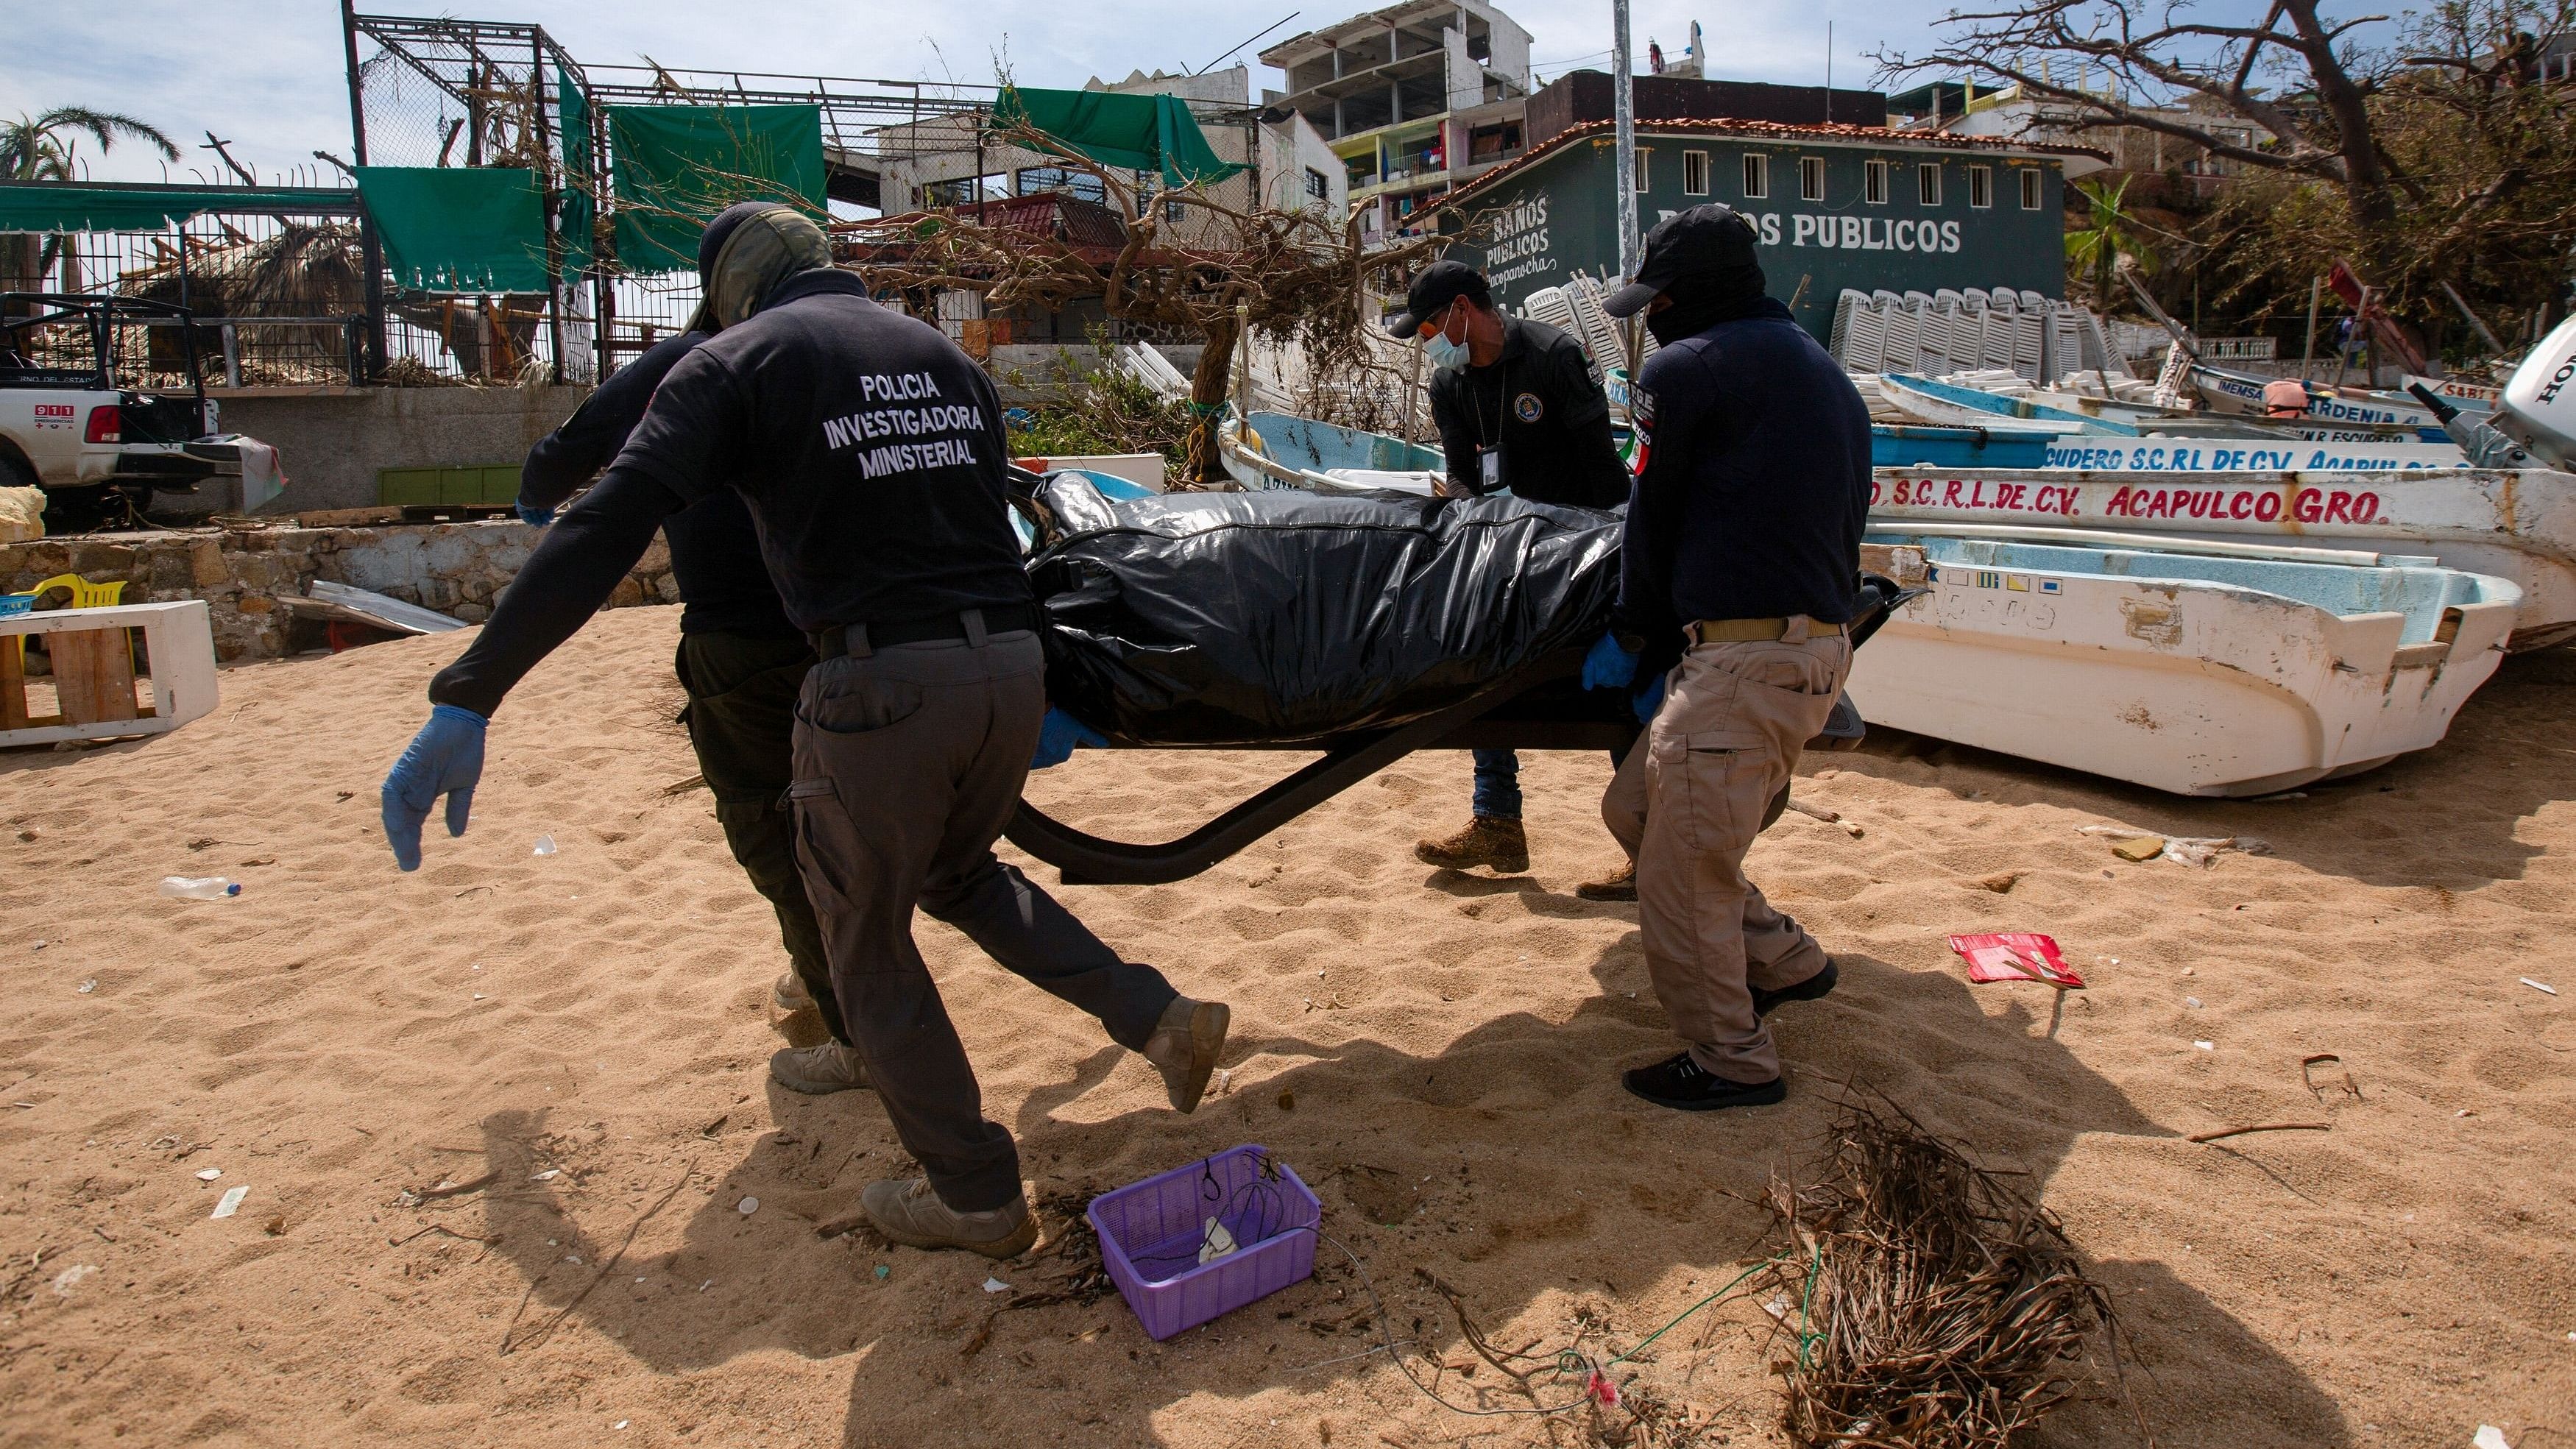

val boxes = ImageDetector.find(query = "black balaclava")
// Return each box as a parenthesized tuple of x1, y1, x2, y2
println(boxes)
(1644, 257, 1770, 347)
(697, 201, 772, 283)
(685, 200, 831, 332)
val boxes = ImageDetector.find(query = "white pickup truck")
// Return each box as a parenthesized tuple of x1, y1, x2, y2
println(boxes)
(1, 293, 269, 526)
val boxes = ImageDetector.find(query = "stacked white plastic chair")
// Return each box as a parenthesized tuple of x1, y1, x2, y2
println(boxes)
(1521, 286, 1580, 339)
(1561, 275, 1632, 374)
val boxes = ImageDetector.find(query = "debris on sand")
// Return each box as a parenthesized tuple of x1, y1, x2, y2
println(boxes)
(1752, 1097, 2136, 1448)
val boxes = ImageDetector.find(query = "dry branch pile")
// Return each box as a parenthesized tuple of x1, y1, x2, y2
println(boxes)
(1756, 1099, 2135, 1448)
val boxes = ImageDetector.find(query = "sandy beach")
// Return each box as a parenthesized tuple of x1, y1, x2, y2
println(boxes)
(2, 603, 2569, 1448)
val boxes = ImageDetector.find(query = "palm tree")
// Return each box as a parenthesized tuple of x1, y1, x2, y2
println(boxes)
(1, 108, 180, 303)
(2063, 177, 2154, 310)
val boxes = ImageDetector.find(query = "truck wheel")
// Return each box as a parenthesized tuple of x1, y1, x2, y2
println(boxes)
(0, 450, 34, 494)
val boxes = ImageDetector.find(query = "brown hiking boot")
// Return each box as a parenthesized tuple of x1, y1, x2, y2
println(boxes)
(768, 1041, 870, 1094)
(860, 1177, 1038, 1259)
(1142, 995, 1231, 1113)
(1415, 815, 1529, 874)
(1576, 862, 1638, 901)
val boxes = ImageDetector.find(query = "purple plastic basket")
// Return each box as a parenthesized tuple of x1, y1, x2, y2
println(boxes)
(1089, 1144, 1320, 1341)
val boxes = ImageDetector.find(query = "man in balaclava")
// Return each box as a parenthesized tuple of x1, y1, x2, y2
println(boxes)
(381, 202, 1232, 1257)
(1575, 203, 1869, 1112)
(511, 202, 845, 1079)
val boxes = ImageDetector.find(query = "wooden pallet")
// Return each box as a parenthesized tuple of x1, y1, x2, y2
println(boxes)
(0, 602, 216, 747)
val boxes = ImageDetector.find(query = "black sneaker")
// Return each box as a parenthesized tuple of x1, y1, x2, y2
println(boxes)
(1751, 960, 1838, 1018)
(1621, 1052, 1786, 1111)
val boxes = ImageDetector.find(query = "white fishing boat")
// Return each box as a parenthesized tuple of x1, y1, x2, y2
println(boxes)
(1217, 409, 1442, 495)
(1869, 464, 2576, 648)
(2404, 372, 2499, 414)
(1958, 366, 2453, 444)
(1870, 316, 2576, 647)
(1875, 374, 2101, 435)
(2034, 437, 2467, 472)
(1850, 531, 2519, 797)
(2190, 361, 2443, 429)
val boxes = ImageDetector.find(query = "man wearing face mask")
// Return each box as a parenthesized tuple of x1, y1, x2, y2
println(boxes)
(1384, 261, 1637, 899)
(1581, 204, 1869, 1112)
(378, 202, 1231, 1258)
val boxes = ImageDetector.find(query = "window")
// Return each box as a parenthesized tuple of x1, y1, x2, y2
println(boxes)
(1304, 167, 1330, 202)
(1741, 152, 1769, 199)
(1917, 163, 1942, 205)
(1013, 166, 1105, 205)
(1681, 149, 1710, 196)
(2020, 167, 2043, 209)
(1864, 159, 1889, 205)
(923, 175, 1001, 208)
(1632, 146, 1651, 192)
(1967, 164, 1992, 208)
(1800, 156, 1825, 202)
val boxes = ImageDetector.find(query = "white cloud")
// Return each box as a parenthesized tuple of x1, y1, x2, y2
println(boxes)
(2, 0, 1948, 186)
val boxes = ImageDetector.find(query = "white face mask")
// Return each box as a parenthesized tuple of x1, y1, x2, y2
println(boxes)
(1424, 308, 1471, 370)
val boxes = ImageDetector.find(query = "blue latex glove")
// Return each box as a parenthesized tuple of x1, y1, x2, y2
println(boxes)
(514, 500, 556, 528)
(1030, 707, 1109, 769)
(1630, 673, 1668, 725)
(382, 704, 487, 871)
(1581, 631, 1640, 691)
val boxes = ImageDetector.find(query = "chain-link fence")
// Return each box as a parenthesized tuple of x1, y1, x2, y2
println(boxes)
(350, 13, 593, 383)
(7, 210, 371, 386)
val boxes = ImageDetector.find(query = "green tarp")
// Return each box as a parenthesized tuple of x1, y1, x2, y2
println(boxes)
(606, 104, 824, 273)
(557, 68, 597, 274)
(0, 183, 356, 235)
(991, 87, 1245, 188)
(354, 166, 552, 294)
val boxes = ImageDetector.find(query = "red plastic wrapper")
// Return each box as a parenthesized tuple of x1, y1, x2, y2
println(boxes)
(1948, 932, 2085, 989)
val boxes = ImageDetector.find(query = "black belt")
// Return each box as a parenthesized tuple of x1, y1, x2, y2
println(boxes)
(810, 603, 1037, 660)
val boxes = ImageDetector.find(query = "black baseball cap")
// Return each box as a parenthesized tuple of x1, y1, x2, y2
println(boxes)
(1602, 205, 1762, 318)
(1383, 259, 1491, 337)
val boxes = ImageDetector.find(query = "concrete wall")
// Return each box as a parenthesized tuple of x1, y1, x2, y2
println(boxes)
(0, 520, 673, 664)
(205, 384, 592, 516)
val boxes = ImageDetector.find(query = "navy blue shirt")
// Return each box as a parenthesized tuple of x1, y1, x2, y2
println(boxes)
(1427, 316, 1629, 509)
(1616, 298, 1869, 636)
(520, 330, 799, 640)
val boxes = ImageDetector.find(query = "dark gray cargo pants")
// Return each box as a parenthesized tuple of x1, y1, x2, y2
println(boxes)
(787, 622, 1178, 1213)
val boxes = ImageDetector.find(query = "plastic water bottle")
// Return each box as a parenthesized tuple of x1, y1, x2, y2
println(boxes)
(160, 876, 241, 899)
(531, 835, 558, 857)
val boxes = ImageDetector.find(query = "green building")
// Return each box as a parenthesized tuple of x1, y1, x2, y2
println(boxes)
(1439, 119, 2103, 342)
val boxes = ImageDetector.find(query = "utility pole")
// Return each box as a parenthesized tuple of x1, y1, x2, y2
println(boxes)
(1613, 0, 1639, 280)
(339, 0, 386, 383)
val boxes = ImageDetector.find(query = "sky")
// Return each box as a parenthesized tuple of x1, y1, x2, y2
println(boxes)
(3, 0, 1958, 186)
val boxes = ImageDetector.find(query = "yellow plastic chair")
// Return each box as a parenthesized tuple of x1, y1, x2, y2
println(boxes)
(8, 574, 129, 667)
(29, 574, 127, 609)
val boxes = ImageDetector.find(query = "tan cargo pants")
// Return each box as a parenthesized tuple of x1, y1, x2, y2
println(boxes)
(1602, 616, 1852, 1082)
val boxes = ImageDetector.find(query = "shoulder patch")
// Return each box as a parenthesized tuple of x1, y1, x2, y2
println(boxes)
(1513, 392, 1544, 423)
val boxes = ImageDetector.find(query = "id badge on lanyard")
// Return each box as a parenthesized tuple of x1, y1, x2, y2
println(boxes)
(1479, 446, 1500, 492)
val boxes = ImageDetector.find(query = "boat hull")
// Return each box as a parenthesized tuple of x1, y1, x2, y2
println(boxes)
(1850, 538, 2517, 796)
(1870, 465, 2576, 649)
(2192, 363, 2441, 429)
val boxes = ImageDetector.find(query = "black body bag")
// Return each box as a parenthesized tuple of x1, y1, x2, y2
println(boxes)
(1022, 484, 1623, 746)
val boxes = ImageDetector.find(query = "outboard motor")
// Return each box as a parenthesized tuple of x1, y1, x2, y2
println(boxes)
(2410, 383, 2533, 468)
(2483, 313, 2576, 470)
